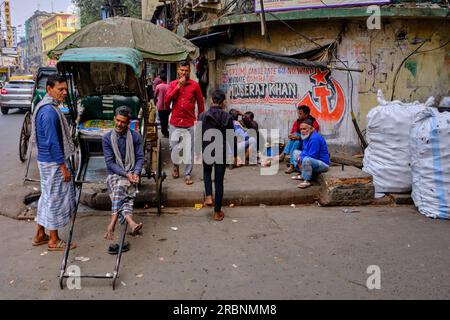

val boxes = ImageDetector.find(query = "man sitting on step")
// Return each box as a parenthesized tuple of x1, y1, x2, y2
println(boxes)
(102, 106, 144, 241)
(281, 105, 320, 174)
(293, 118, 330, 189)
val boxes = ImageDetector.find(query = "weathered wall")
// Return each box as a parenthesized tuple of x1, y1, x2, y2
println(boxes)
(142, 0, 160, 20)
(214, 19, 449, 150)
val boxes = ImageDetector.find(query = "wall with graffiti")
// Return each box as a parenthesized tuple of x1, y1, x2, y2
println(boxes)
(218, 57, 359, 147)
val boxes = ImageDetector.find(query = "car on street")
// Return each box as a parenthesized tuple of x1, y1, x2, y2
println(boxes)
(0, 80, 34, 115)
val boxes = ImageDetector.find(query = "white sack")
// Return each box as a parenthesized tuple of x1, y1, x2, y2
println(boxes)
(363, 90, 434, 193)
(410, 108, 450, 219)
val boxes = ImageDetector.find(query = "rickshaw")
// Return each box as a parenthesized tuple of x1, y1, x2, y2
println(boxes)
(55, 47, 165, 289)
(19, 67, 57, 162)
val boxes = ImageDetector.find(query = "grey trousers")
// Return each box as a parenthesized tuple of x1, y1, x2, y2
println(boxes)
(169, 124, 195, 177)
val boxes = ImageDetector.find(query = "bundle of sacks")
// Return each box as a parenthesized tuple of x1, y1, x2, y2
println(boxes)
(363, 90, 434, 194)
(410, 108, 450, 219)
(363, 90, 449, 219)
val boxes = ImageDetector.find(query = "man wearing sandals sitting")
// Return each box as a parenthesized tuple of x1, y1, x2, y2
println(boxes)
(293, 119, 330, 189)
(281, 105, 320, 174)
(102, 106, 144, 241)
(31, 74, 77, 251)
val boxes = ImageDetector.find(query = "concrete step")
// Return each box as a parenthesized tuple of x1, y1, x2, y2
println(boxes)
(318, 165, 375, 206)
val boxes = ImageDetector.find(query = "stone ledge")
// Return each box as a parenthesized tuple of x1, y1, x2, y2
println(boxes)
(318, 166, 374, 206)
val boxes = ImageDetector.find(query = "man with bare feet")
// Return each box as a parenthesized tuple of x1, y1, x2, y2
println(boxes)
(102, 106, 144, 244)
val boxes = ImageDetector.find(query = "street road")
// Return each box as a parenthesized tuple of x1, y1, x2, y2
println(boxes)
(1, 109, 449, 300)
(0, 110, 26, 179)
(0, 205, 449, 299)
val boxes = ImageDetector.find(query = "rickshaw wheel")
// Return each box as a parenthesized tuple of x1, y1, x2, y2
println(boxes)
(155, 138, 162, 215)
(19, 111, 32, 162)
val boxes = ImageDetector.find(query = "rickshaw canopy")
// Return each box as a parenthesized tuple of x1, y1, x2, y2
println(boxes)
(57, 47, 145, 97)
(57, 47, 143, 76)
(49, 17, 199, 62)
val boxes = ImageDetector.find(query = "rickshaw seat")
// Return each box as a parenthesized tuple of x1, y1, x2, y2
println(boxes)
(81, 95, 140, 121)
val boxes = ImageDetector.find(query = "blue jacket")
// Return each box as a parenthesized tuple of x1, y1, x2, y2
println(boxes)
(102, 130, 144, 177)
(300, 131, 330, 165)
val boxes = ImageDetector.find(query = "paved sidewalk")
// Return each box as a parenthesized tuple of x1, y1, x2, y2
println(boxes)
(80, 135, 321, 210)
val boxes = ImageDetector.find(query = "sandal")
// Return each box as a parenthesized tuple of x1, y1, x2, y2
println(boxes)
(48, 240, 77, 252)
(204, 195, 213, 207)
(184, 175, 194, 185)
(172, 166, 179, 179)
(213, 211, 224, 221)
(32, 234, 50, 246)
(297, 181, 312, 189)
(285, 166, 294, 174)
(108, 242, 130, 255)
(291, 175, 304, 180)
(128, 222, 143, 236)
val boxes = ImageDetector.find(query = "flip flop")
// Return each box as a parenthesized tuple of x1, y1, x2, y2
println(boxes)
(108, 242, 130, 255)
(184, 175, 194, 185)
(213, 211, 224, 221)
(128, 223, 143, 236)
(32, 234, 50, 246)
(297, 181, 312, 189)
(48, 240, 77, 252)
(291, 175, 304, 180)
(204, 196, 213, 207)
(172, 166, 179, 179)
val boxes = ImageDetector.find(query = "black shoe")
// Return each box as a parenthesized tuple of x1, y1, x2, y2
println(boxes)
(107, 242, 130, 255)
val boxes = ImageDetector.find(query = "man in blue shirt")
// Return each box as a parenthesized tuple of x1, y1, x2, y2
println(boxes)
(31, 74, 77, 251)
(102, 106, 145, 242)
(295, 119, 330, 189)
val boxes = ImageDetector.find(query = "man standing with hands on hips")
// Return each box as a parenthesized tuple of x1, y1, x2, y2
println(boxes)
(165, 61, 205, 185)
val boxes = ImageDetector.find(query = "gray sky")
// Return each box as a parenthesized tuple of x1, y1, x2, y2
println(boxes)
(10, 0, 74, 29)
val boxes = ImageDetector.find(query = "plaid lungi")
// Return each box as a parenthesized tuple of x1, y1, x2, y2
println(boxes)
(106, 174, 137, 224)
(37, 161, 76, 230)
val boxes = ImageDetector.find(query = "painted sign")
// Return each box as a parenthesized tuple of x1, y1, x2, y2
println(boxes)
(254, 0, 390, 13)
(219, 57, 358, 146)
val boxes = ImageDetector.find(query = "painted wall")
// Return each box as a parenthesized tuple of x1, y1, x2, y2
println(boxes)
(217, 58, 358, 147)
(214, 19, 449, 151)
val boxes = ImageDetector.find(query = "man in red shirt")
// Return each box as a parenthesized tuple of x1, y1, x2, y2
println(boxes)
(164, 61, 205, 185)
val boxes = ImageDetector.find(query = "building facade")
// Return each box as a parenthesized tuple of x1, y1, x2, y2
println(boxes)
(41, 13, 79, 66)
(166, 1, 450, 152)
(25, 11, 53, 72)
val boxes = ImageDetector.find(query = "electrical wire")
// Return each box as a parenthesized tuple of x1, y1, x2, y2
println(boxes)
(390, 37, 450, 101)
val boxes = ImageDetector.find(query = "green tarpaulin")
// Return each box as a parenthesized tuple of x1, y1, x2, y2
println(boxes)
(57, 47, 143, 76)
(49, 17, 199, 62)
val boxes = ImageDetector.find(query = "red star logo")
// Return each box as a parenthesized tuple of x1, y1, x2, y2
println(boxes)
(310, 69, 330, 85)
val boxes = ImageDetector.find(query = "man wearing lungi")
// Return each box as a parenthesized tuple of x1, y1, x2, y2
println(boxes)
(31, 74, 77, 251)
(102, 106, 144, 240)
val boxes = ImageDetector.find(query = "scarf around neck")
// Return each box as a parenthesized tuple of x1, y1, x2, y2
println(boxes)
(110, 128, 135, 173)
(31, 94, 76, 160)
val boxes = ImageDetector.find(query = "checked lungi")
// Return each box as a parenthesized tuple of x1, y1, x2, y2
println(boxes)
(106, 174, 137, 224)
(37, 161, 76, 230)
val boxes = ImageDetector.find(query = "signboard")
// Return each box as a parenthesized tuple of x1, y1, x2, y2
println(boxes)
(2, 47, 17, 55)
(1, 56, 17, 66)
(255, 0, 390, 13)
(219, 57, 359, 146)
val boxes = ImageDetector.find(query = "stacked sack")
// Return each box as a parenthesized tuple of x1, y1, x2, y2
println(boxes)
(363, 90, 434, 195)
(410, 108, 450, 219)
